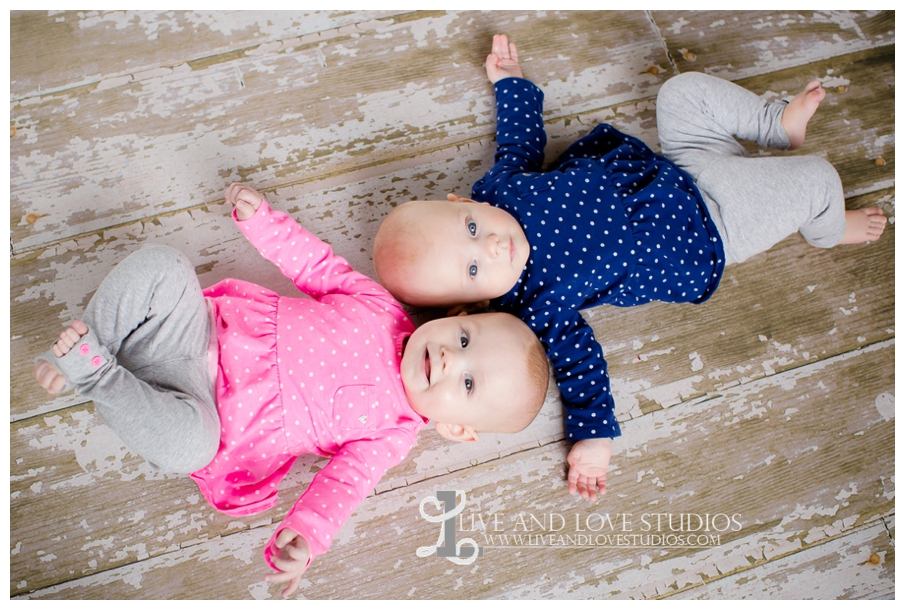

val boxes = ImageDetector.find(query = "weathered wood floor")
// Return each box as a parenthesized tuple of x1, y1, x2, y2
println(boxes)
(10, 10, 895, 599)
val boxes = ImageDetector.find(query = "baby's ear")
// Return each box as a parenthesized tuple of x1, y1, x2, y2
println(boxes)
(435, 422, 480, 443)
(446, 193, 486, 205)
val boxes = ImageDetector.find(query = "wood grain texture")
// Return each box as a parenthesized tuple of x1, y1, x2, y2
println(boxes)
(9, 9, 896, 600)
(10, 10, 670, 253)
(652, 10, 894, 81)
(669, 519, 895, 599)
(16, 343, 894, 598)
(733, 46, 895, 197)
(10, 10, 407, 99)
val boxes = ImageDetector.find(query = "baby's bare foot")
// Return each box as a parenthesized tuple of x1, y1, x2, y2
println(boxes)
(34, 320, 90, 395)
(781, 80, 825, 150)
(838, 207, 887, 245)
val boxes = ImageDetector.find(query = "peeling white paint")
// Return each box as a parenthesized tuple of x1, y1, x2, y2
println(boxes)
(835, 483, 858, 502)
(874, 392, 894, 421)
(688, 352, 703, 372)
(637, 347, 674, 362)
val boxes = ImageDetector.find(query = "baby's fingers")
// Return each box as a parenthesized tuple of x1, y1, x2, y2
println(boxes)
(268, 556, 300, 574)
(567, 464, 582, 495)
(490, 34, 503, 57)
(595, 475, 608, 497)
(224, 182, 244, 205)
(274, 528, 298, 549)
(236, 188, 262, 208)
(56, 327, 82, 351)
(284, 544, 310, 563)
(491, 34, 506, 58)
(282, 576, 301, 598)
(576, 475, 598, 502)
(264, 570, 296, 584)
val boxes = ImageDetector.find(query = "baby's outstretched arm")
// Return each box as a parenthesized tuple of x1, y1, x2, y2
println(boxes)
(264, 529, 311, 598)
(567, 438, 612, 502)
(225, 182, 264, 220)
(485, 34, 523, 84)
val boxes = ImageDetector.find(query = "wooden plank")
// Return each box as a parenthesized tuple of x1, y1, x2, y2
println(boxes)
(651, 10, 894, 81)
(9, 10, 674, 253)
(734, 45, 895, 197)
(668, 518, 895, 599)
(15, 342, 894, 598)
(10, 10, 407, 99)
(11, 39, 893, 256)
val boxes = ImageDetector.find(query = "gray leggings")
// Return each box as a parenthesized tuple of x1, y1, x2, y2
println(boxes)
(40, 245, 220, 473)
(656, 72, 846, 265)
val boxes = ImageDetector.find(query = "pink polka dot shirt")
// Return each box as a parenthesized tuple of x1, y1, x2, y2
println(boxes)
(190, 200, 426, 567)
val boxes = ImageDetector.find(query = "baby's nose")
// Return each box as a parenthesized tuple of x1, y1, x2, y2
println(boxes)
(486, 234, 501, 257)
(440, 345, 456, 371)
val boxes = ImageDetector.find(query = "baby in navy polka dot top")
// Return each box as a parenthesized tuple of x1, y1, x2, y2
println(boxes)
(373, 35, 886, 502)
(34, 182, 549, 597)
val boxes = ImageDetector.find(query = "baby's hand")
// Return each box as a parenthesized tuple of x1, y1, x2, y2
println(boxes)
(264, 529, 311, 598)
(225, 182, 264, 221)
(567, 437, 612, 502)
(485, 34, 523, 84)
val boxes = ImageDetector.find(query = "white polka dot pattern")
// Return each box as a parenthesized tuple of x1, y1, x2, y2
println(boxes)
(193, 200, 426, 566)
(472, 78, 726, 441)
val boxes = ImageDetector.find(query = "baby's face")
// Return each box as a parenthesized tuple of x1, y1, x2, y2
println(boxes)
(400, 313, 530, 430)
(397, 199, 530, 306)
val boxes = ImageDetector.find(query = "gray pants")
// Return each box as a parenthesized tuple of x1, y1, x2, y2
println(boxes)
(656, 72, 846, 265)
(40, 245, 220, 473)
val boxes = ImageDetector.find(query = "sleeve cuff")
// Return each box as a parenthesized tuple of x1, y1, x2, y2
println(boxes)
(263, 519, 319, 572)
(42, 328, 114, 389)
(564, 406, 621, 441)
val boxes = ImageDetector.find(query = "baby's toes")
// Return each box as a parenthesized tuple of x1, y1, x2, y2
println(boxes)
(870, 218, 887, 236)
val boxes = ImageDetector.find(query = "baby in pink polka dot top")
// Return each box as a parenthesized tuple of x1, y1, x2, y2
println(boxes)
(33, 182, 549, 597)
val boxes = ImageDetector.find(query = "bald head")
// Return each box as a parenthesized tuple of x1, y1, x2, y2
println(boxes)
(373, 201, 436, 306)
(374, 198, 530, 307)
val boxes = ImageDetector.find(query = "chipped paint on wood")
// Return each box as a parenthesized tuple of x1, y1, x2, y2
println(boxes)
(653, 10, 894, 81)
(10, 9, 895, 600)
(13, 343, 894, 598)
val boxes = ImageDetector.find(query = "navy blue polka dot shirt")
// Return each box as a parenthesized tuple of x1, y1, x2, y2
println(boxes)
(473, 78, 725, 441)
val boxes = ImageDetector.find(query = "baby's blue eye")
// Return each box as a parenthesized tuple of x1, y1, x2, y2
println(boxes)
(464, 375, 474, 393)
(460, 331, 469, 348)
(467, 220, 477, 236)
(469, 263, 478, 277)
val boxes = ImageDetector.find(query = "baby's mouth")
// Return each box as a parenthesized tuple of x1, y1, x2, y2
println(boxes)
(424, 348, 431, 385)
